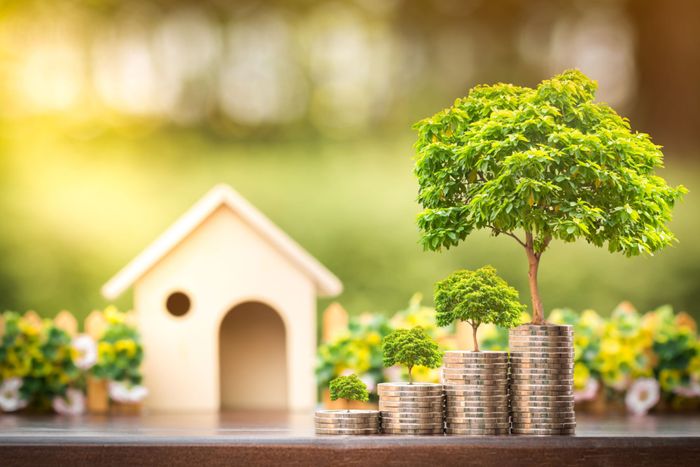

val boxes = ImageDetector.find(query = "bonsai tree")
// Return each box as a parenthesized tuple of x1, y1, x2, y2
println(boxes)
(434, 265, 524, 351)
(382, 327, 442, 384)
(413, 69, 686, 325)
(329, 374, 369, 409)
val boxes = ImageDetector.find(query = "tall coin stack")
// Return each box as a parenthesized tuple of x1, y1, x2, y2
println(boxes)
(509, 324, 576, 435)
(314, 409, 380, 435)
(442, 351, 510, 435)
(378, 382, 444, 435)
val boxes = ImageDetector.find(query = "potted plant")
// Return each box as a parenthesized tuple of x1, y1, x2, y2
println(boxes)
(315, 374, 379, 435)
(378, 327, 444, 435)
(412, 69, 686, 326)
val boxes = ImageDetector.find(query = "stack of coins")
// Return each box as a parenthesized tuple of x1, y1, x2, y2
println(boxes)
(314, 409, 380, 435)
(378, 382, 444, 435)
(442, 351, 510, 435)
(509, 324, 576, 436)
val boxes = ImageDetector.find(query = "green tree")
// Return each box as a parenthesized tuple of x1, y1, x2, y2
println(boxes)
(413, 69, 686, 325)
(382, 327, 442, 384)
(435, 265, 524, 351)
(329, 374, 369, 407)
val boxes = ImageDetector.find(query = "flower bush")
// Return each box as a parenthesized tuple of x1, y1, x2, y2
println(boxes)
(546, 303, 700, 414)
(91, 306, 145, 389)
(0, 312, 81, 412)
(0, 306, 146, 414)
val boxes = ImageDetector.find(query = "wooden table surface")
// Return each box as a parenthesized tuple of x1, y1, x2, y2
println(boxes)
(1, 412, 699, 466)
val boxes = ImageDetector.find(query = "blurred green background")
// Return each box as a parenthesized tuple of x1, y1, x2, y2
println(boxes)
(0, 0, 698, 322)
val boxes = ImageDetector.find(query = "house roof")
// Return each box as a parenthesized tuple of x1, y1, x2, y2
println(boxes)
(101, 184, 343, 299)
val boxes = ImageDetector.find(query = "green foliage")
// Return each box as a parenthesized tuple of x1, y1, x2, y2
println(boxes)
(329, 374, 369, 403)
(413, 69, 686, 256)
(0, 312, 80, 408)
(435, 265, 524, 350)
(382, 326, 442, 383)
(435, 265, 524, 328)
(91, 307, 144, 385)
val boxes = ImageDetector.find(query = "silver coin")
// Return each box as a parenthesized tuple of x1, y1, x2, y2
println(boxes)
(379, 396, 445, 403)
(382, 423, 444, 430)
(510, 363, 574, 369)
(442, 368, 509, 375)
(510, 324, 573, 332)
(445, 398, 510, 406)
(442, 372, 509, 379)
(379, 382, 443, 389)
(442, 362, 509, 374)
(446, 428, 510, 436)
(447, 422, 511, 430)
(379, 403, 444, 410)
(509, 396, 574, 403)
(382, 428, 444, 435)
(444, 350, 509, 358)
(381, 413, 443, 419)
(445, 393, 510, 400)
(315, 418, 379, 425)
(509, 391, 573, 397)
(315, 428, 379, 435)
(445, 409, 509, 417)
(512, 421, 576, 429)
(509, 340, 574, 347)
(510, 368, 574, 375)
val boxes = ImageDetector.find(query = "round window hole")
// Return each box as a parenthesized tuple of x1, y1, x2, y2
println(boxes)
(166, 291, 191, 317)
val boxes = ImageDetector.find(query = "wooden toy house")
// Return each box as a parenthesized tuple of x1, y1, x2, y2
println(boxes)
(102, 184, 342, 412)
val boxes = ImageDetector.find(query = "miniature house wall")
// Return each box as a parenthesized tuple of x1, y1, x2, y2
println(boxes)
(102, 184, 342, 412)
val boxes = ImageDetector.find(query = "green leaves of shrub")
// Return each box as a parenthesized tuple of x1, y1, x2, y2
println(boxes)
(329, 374, 369, 403)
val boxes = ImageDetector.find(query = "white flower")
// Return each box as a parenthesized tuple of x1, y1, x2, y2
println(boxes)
(52, 388, 86, 416)
(0, 378, 28, 412)
(673, 382, 700, 398)
(625, 378, 660, 416)
(574, 378, 599, 402)
(72, 334, 98, 370)
(109, 381, 148, 403)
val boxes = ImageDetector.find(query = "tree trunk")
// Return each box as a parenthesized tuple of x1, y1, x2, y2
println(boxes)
(472, 324, 479, 352)
(408, 365, 413, 384)
(526, 245, 545, 325)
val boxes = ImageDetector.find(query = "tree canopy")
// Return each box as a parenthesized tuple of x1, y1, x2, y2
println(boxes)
(382, 327, 443, 384)
(329, 374, 369, 403)
(413, 69, 686, 324)
(434, 265, 524, 351)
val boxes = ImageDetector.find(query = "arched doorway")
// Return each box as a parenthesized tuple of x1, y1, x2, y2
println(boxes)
(219, 301, 288, 411)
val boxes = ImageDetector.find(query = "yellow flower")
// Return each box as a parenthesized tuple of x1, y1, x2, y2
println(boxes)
(114, 339, 137, 357)
(366, 332, 381, 346)
(573, 363, 590, 389)
(659, 369, 682, 392)
(98, 342, 115, 361)
(104, 306, 125, 325)
(19, 321, 40, 337)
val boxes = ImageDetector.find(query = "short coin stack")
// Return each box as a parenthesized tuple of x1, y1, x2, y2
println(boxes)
(378, 382, 444, 435)
(314, 409, 380, 435)
(442, 351, 510, 435)
(509, 324, 576, 436)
